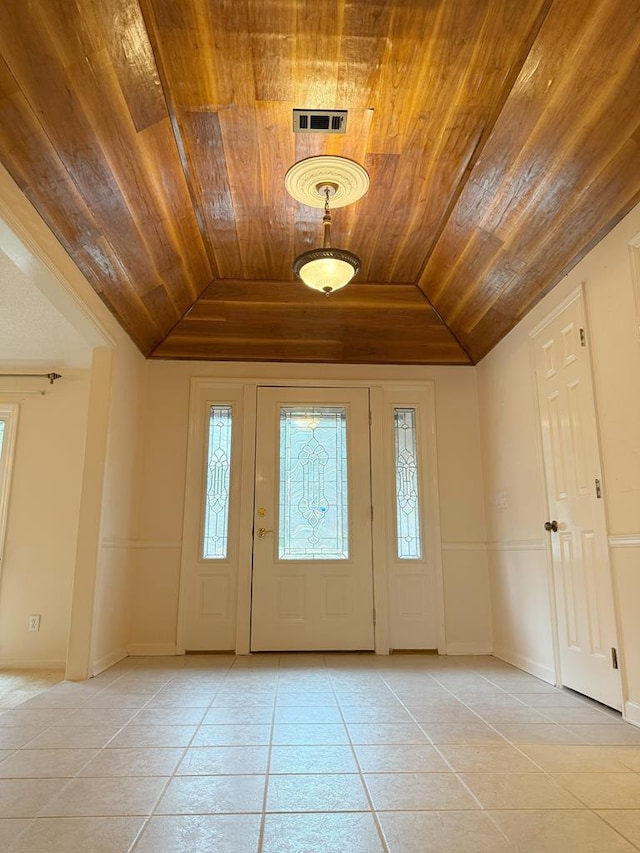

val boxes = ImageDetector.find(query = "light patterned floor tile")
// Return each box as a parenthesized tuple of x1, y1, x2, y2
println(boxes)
(266, 773, 370, 812)
(78, 747, 183, 777)
(202, 706, 274, 724)
(354, 743, 449, 773)
(106, 724, 197, 748)
(0, 779, 63, 817)
(272, 723, 349, 745)
(0, 819, 31, 849)
(436, 743, 539, 772)
(269, 745, 359, 774)
(0, 710, 64, 727)
(24, 725, 122, 750)
(364, 772, 479, 811)
(596, 810, 640, 848)
(489, 809, 637, 852)
(40, 776, 167, 817)
(551, 772, 640, 808)
(0, 728, 46, 749)
(261, 812, 384, 853)
(379, 810, 513, 852)
(491, 723, 582, 745)
(564, 724, 640, 745)
(133, 814, 261, 853)
(460, 772, 586, 809)
(7, 816, 144, 852)
(131, 707, 207, 726)
(177, 746, 269, 775)
(0, 748, 96, 778)
(519, 744, 635, 773)
(273, 706, 344, 724)
(419, 722, 506, 744)
(191, 724, 271, 747)
(155, 774, 265, 815)
(346, 723, 429, 745)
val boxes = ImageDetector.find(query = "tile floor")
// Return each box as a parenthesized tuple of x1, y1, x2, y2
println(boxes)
(0, 654, 639, 851)
(0, 670, 63, 709)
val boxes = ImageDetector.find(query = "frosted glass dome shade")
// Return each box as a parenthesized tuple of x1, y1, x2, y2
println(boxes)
(293, 248, 361, 294)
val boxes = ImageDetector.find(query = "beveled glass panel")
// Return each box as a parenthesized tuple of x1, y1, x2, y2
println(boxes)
(279, 406, 348, 560)
(202, 405, 232, 559)
(394, 407, 422, 559)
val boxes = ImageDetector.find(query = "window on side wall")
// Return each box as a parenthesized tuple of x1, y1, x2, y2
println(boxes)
(0, 404, 19, 567)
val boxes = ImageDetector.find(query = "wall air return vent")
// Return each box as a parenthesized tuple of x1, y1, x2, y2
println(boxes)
(293, 109, 347, 133)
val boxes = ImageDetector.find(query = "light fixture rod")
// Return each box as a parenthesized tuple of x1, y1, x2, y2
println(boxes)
(322, 187, 332, 248)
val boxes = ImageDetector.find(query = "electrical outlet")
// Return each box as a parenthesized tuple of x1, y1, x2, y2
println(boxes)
(28, 614, 41, 632)
(495, 491, 507, 509)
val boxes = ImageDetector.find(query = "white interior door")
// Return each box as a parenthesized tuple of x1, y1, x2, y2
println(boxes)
(251, 387, 374, 651)
(533, 292, 621, 709)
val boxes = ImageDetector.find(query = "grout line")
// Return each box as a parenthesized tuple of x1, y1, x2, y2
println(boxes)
(328, 657, 394, 853)
(256, 653, 280, 853)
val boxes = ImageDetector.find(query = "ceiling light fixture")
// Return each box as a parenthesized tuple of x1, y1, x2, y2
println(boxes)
(293, 184, 360, 295)
(285, 155, 369, 295)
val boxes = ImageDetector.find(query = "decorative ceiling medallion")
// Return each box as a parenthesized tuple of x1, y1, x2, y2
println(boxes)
(284, 156, 370, 208)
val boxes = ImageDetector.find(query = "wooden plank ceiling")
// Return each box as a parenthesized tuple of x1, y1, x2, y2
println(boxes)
(0, 0, 639, 365)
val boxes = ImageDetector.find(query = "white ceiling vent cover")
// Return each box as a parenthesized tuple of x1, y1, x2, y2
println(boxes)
(293, 109, 347, 133)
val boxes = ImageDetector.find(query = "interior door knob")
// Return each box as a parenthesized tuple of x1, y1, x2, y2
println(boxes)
(544, 520, 559, 532)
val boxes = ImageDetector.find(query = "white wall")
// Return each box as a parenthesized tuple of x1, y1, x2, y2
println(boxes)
(131, 361, 492, 655)
(477, 202, 640, 714)
(88, 336, 145, 674)
(0, 164, 146, 676)
(0, 370, 90, 667)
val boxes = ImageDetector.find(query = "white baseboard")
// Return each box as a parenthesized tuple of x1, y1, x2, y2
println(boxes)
(493, 645, 556, 684)
(91, 647, 128, 676)
(624, 700, 640, 728)
(446, 643, 493, 655)
(0, 658, 65, 670)
(127, 643, 177, 656)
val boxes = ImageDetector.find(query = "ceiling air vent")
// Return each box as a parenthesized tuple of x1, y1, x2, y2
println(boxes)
(293, 109, 347, 134)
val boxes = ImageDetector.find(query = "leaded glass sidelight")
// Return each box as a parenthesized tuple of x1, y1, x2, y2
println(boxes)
(279, 407, 349, 560)
(394, 408, 422, 559)
(202, 405, 232, 559)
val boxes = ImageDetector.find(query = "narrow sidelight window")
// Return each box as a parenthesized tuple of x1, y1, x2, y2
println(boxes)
(202, 405, 232, 559)
(394, 407, 422, 559)
(0, 405, 19, 566)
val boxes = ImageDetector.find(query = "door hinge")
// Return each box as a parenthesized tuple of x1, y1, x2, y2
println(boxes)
(595, 478, 602, 499)
(370, 505, 374, 521)
(373, 607, 377, 626)
(611, 647, 619, 670)
(579, 328, 587, 347)
(369, 411, 372, 427)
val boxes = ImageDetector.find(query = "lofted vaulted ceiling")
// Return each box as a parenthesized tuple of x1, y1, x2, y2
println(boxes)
(0, 0, 639, 365)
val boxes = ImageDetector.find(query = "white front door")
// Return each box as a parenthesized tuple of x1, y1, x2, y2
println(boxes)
(251, 387, 375, 651)
(533, 292, 621, 709)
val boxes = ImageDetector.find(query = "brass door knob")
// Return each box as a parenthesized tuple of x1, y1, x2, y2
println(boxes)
(257, 527, 274, 538)
(544, 520, 559, 532)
